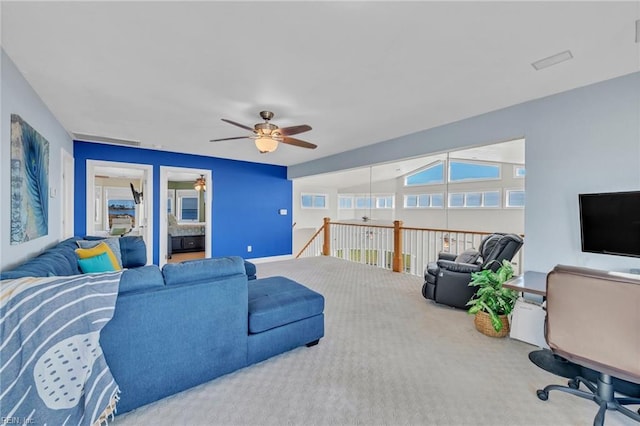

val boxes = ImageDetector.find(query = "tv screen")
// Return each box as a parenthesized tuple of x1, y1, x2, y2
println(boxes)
(579, 191, 640, 258)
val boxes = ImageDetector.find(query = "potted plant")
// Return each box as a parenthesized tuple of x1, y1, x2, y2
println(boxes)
(466, 260, 519, 337)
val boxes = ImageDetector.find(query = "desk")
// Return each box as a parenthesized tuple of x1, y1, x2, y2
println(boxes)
(504, 271, 547, 297)
(506, 271, 548, 348)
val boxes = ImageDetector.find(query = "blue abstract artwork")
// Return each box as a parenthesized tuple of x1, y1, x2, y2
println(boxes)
(10, 114, 49, 244)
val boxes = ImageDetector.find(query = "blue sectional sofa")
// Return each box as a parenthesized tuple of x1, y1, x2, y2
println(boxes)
(1, 236, 324, 414)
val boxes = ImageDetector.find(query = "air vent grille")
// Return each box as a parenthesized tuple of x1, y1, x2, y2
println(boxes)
(73, 133, 141, 147)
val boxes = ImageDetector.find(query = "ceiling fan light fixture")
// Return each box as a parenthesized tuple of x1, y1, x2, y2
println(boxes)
(255, 136, 278, 153)
(194, 174, 206, 191)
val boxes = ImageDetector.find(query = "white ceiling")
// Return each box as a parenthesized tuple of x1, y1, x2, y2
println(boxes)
(2, 2, 639, 168)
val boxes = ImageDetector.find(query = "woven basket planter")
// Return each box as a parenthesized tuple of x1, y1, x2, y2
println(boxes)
(474, 311, 510, 338)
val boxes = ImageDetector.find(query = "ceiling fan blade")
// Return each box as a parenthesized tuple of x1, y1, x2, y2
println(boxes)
(210, 136, 250, 142)
(277, 124, 312, 136)
(221, 118, 255, 132)
(281, 136, 317, 149)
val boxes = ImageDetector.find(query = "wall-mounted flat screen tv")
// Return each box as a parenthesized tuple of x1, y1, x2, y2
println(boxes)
(579, 190, 640, 258)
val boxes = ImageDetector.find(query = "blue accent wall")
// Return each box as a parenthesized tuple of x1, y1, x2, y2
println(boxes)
(74, 141, 292, 264)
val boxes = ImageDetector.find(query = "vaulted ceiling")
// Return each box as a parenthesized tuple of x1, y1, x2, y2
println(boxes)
(2, 2, 639, 167)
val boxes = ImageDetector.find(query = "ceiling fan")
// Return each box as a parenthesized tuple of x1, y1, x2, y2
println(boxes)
(210, 111, 317, 153)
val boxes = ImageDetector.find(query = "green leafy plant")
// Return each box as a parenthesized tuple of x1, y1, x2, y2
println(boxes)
(466, 260, 519, 332)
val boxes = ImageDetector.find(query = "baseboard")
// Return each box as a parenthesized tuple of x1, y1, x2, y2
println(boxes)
(246, 254, 294, 264)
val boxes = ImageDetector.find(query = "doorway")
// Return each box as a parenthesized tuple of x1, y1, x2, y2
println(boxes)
(159, 166, 212, 267)
(86, 159, 154, 264)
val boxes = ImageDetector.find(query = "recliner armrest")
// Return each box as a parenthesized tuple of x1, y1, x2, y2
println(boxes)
(437, 252, 457, 261)
(437, 259, 482, 274)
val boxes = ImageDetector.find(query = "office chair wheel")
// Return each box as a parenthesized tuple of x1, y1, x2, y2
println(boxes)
(568, 379, 579, 389)
(536, 389, 548, 401)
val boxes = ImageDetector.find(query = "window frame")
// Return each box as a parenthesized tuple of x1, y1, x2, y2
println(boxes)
(404, 161, 445, 186)
(376, 195, 394, 209)
(447, 190, 502, 208)
(448, 160, 501, 183)
(355, 196, 374, 209)
(338, 195, 354, 209)
(176, 189, 201, 222)
(505, 189, 525, 208)
(403, 193, 444, 209)
(301, 193, 328, 209)
(514, 166, 526, 178)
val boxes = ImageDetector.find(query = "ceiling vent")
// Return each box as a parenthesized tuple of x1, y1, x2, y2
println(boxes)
(72, 133, 141, 147)
(531, 50, 573, 71)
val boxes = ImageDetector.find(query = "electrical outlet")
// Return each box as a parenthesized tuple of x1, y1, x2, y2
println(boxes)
(247, 245, 252, 253)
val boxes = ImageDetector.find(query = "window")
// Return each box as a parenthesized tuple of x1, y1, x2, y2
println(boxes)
(465, 192, 482, 207)
(449, 161, 500, 182)
(301, 193, 327, 209)
(338, 196, 353, 209)
(506, 190, 525, 207)
(355, 196, 373, 209)
(431, 193, 444, 207)
(449, 193, 464, 208)
(483, 191, 501, 207)
(404, 193, 444, 208)
(176, 189, 200, 221)
(448, 191, 501, 208)
(405, 161, 444, 186)
(104, 187, 137, 229)
(514, 166, 526, 178)
(376, 196, 394, 209)
(405, 195, 418, 208)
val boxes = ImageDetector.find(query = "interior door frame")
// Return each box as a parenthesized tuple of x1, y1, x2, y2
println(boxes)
(61, 149, 74, 239)
(86, 159, 154, 264)
(159, 166, 212, 267)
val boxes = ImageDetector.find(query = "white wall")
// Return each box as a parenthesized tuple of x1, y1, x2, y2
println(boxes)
(1, 50, 74, 270)
(290, 72, 640, 273)
(291, 181, 337, 255)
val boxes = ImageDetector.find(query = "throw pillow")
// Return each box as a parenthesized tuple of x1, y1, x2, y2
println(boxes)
(77, 252, 117, 273)
(75, 242, 122, 271)
(455, 249, 481, 264)
(77, 238, 123, 268)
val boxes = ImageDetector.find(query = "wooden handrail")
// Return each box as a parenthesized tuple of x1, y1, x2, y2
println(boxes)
(295, 223, 326, 258)
(330, 220, 524, 238)
(296, 218, 525, 264)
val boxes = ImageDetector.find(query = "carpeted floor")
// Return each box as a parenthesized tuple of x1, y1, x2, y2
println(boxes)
(113, 256, 633, 425)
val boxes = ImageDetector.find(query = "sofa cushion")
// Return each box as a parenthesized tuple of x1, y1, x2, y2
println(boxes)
(78, 252, 117, 273)
(119, 236, 147, 268)
(119, 265, 165, 294)
(77, 238, 123, 268)
(162, 256, 245, 286)
(75, 242, 122, 271)
(248, 276, 325, 334)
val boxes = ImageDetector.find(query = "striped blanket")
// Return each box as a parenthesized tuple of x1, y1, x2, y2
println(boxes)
(0, 272, 122, 426)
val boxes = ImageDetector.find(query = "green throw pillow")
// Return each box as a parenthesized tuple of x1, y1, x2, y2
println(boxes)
(78, 252, 116, 274)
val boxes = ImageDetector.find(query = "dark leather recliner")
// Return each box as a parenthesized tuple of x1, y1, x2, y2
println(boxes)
(422, 233, 524, 309)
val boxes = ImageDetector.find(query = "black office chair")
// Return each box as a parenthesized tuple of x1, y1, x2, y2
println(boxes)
(422, 233, 523, 309)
